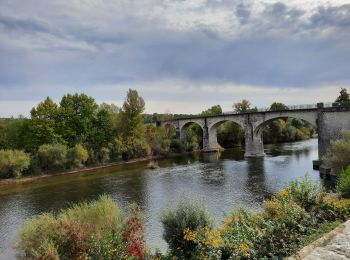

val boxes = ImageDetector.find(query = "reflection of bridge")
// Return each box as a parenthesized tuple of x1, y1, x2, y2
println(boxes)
(162, 103, 350, 159)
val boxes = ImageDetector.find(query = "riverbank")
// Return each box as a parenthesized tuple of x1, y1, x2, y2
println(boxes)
(0, 155, 164, 186)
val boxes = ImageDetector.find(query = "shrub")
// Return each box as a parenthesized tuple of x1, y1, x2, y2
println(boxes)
(289, 174, 324, 211)
(160, 195, 213, 258)
(0, 149, 30, 178)
(123, 204, 146, 258)
(323, 130, 350, 174)
(220, 208, 263, 259)
(67, 144, 88, 168)
(98, 147, 110, 163)
(18, 195, 139, 259)
(336, 166, 350, 198)
(37, 143, 68, 171)
(320, 195, 350, 221)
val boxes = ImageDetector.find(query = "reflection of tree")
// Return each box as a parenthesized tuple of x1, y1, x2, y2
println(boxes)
(245, 157, 272, 202)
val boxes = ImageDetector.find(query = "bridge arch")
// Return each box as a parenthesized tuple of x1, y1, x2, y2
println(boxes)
(208, 119, 245, 149)
(179, 121, 204, 149)
(254, 115, 317, 137)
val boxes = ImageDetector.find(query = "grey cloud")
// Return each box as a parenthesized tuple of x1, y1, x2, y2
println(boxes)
(0, 0, 350, 103)
(311, 4, 350, 28)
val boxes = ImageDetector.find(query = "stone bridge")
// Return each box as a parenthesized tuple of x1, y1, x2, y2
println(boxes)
(162, 103, 350, 159)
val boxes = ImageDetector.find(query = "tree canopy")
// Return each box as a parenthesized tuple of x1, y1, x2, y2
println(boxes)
(200, 105, 223, 116)
(335, 88, 350, 104)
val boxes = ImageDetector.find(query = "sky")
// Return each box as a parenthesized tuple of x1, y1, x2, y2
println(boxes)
(0, 0, 350, 116)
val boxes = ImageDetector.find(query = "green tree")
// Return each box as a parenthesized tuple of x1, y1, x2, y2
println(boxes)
(0, 149, 30, 178)
(119, 89, 145, 140)
(28, 97, 62, 149)
(89, 108, 114, 154)
(335, 88, 350, 104)
(200, 105, 223, 116)
(118, 89, 148, 159)
(233, 99, 251, 113)
(37, 144, 68, 171)
(57, 93, 98, 145)
(270, 102, 288, 111)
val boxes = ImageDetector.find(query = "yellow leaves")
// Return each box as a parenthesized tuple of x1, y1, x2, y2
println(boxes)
(183, 228, 197, 241)
(183, 226, 223, 248)
(279, 188, 292, 198)
(239, 243, 250, 257)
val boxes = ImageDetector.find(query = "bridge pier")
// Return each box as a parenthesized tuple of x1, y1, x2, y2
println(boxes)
(244, 124, 265, 157)
(202, 125, 220, 152)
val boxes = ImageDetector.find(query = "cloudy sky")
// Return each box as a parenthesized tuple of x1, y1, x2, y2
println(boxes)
(0, 0, 350, 116)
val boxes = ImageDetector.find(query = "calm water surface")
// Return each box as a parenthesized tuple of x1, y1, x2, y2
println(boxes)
(0, 139, 325, 259)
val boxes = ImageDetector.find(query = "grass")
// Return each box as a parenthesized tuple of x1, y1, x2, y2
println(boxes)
(303, 220, 341, 246)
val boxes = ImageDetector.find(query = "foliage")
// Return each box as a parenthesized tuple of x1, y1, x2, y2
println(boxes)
(270, 102, 288, 111)
(160, 195, 213, 259)
(119, 89, 145, 140)
(18, 195, 141, 260)
(336, 166, 350, 198)
(233, 99, 251, 113)
(146, 125, 175, 156)
(217, 121, 244, 148)
(158, 175, 350, 259)
(122, 204, 146, 258)
(37, 144, 68, 171)
(67, 144, 89, 168)
(289, 174, 324, 211)
(28, 97, 62, 149)
(57, 93, 98, 145)
(98, 147, 111, 164)
(335, 88, 350, 104)
(200, 105, 223, 116)
(323, 130, 350, 174)
(0, 149, 30, 178)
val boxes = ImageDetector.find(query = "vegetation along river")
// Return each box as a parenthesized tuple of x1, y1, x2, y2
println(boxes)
(0, 138, 329, 259)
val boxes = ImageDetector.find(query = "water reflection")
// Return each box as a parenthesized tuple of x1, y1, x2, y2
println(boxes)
(0, 139, 324, 259)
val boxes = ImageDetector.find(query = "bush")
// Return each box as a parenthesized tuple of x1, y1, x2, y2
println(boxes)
(98, 147, 110, 163)
(323, 130, 350, 174)
(37, 143, 68, 171)
(18, 195, 142, 259)
(160, 195, 213, 259)
(67, 144, 88, 168)
(289, 174, 324, 211)
(0, 149, 30, 178)
(336, 166, 350, 198)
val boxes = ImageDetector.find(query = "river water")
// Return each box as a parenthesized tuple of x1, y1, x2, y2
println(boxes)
(0, 139, 326, 259)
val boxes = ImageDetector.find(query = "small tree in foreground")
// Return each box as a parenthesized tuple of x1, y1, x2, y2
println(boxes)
(160, 195, 213, 259)
(0, 149, 30, 178)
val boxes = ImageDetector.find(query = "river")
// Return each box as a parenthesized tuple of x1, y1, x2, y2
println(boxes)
(0, 138, 327, 259)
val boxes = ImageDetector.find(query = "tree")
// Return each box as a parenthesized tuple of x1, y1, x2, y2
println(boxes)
(200, 105, 223, 116)
(0, 149, 30, 178)
(118, 90, 148, 159)
(233, 99, 251, 113)
(335, 88, 350, 104)
(57, 93, 98, 145)
(28, 97, 62, 149)
(270, 102, 288, 111)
